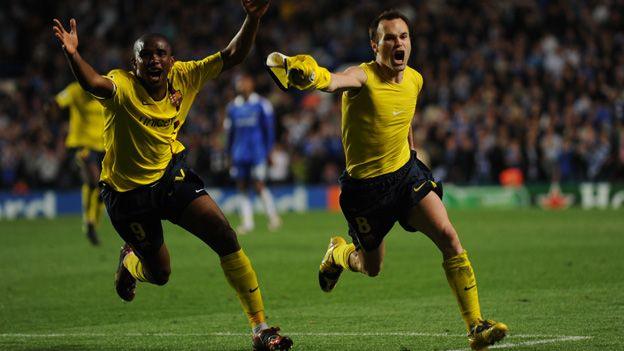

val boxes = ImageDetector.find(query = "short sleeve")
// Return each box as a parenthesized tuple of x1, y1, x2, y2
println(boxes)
(260, 98, 274, 117)
(415, 70, 424, 94)
(97, 69, 129, 106)
(172, 52, 223, 92)
(55, 83, 77, 108)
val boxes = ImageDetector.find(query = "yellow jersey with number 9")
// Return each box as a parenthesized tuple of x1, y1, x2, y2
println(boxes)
(98, 52, 223, 192)
(341, 61, 423, 179)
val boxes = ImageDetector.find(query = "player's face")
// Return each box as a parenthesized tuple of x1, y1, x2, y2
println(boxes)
(372, 18, 411, 72)
(133, 38, 174, 89)
(235, 75, 255, 95)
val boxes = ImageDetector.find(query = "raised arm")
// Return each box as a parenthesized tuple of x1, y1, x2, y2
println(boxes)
(221, 0, 270, 71)
(52, 18, 114, 99)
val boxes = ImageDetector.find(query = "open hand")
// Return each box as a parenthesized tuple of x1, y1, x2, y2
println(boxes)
(52, 18, 78, 55)
(242, 0, 269, 19)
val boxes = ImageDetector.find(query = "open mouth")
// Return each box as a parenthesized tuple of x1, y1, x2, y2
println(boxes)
(147, 67, 163, 80)
(393, 50, 405, 63)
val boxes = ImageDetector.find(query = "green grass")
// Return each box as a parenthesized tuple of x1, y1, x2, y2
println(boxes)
(1, 209, 623, 350)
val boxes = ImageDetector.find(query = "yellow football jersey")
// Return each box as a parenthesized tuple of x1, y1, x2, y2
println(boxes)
(98, 52, 223, 192)
(55, 82, 105, 151)
(341, 61, 423, 179)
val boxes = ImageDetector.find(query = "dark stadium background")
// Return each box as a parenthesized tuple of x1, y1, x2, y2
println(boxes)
(1, 0, 622, 192)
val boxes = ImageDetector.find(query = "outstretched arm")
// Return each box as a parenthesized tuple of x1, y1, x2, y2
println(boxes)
(266, 53, 366, 93)
(221, 0, 270, 71)
(324, 66, 367, 93)
(52, 18, 114, 99)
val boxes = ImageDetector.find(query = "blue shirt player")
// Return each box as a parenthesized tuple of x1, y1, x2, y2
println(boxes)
(226, 72, 282, 233)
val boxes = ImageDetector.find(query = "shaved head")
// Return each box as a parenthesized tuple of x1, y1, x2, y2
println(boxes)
(131, 33, 174, 91)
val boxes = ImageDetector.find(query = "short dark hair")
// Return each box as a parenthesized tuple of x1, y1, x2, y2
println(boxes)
(133, 33, 173, 55)
(368, 10, 411, 42)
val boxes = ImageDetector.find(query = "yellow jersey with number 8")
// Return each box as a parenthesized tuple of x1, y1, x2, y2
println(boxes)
(341, 61, 423, 179)
(98, 52, 223, 192)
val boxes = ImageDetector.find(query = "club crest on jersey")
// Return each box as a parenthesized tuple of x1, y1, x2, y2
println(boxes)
(168, 79, 183, 111)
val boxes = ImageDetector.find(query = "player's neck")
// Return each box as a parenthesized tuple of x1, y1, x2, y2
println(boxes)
(375, 61, 404, 83)
(138, 77, 168, 101)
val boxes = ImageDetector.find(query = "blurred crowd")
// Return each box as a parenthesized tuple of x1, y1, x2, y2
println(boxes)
(1, 0, 623, 192)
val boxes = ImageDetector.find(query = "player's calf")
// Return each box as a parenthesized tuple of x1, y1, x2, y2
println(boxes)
(86, 223, 100, 246)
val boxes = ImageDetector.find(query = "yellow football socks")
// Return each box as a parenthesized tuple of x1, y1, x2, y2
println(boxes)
(220, 249, 266, 327)
(82, 185, 104, 228)
(332, 243, 356, 271)
(123, 251, 149, 282)
(81, 184, 91, 226)
(443, 251, 482, 330)
(88, 187, 104, 227)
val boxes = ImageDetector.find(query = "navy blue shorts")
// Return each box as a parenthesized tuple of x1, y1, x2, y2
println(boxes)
(339, 151, 443, 251)
(68, 147, 105, 184)
(68, 147, 105, 169)
(100, 153, 207, 253)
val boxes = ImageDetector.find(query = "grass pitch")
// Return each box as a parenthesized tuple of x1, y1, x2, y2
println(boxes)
(1, 209, 623, 350)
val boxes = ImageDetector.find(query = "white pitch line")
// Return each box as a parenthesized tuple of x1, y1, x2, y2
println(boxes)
(0, 332, 590, 339)
(0, 332, 593, 350)
(444, 336, 592, 351)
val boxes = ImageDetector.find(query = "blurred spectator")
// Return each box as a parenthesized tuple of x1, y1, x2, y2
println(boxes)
(268, 143, 291, 184)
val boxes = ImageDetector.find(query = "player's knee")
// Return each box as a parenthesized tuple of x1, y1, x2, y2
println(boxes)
(438, 223, 462, 255)
(363, 262, 382, 277)
(88, 177, 99, 188)
(150, 268, 171, 286)
(437, 222, 456, 242)
(216, 221, 237, 241)
(87, 171, 99, 187)
(213, 221, 240, 255)
(365, 268, 381, 277)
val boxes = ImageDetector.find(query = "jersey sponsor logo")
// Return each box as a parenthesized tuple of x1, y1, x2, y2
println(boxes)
(234, 114, 259, 127)
(137, 115, 178, 129)
(392, 110, 404, 116)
